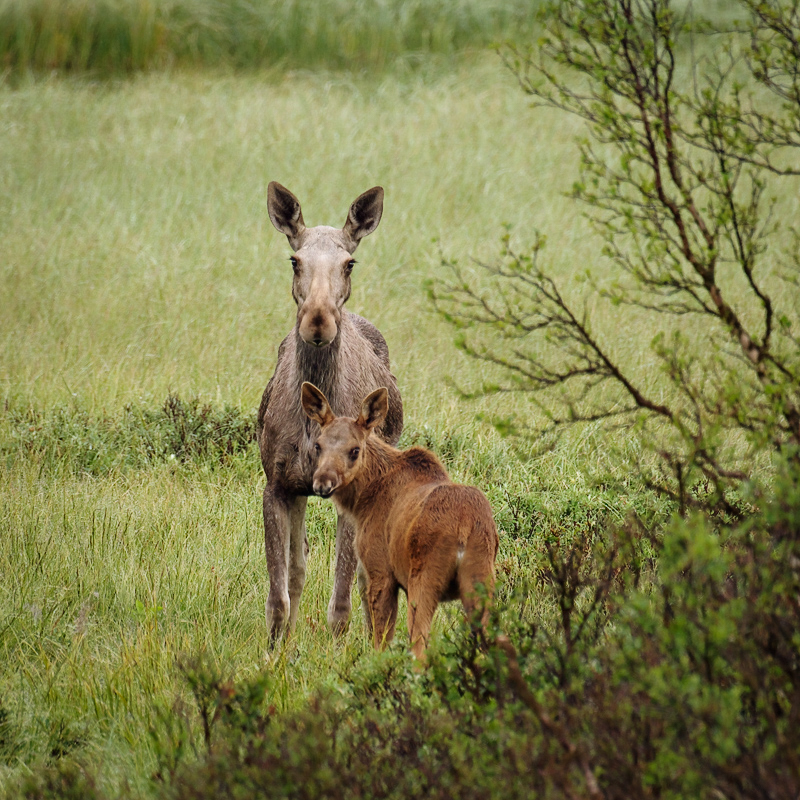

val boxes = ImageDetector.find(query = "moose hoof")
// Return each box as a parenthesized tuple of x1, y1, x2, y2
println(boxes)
(327, 602, 351, 637)
(265, 599, 290, 646)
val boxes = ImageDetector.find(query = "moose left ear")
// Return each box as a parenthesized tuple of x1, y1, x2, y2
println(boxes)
(357, 387, 389, 431)
(268, 182, 306, 250)
(343, 187, 384, 249)
(301, 382, 335, 427)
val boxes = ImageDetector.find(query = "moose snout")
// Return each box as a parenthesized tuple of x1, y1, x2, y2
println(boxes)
(298, 303, 340, 348)
(313, 473, 339, 498)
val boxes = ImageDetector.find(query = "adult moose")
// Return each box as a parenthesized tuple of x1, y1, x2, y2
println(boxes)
(258, 182, 403, 643)
(302, 382, 498, 660)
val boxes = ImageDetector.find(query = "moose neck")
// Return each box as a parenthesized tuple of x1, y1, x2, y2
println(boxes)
(293, 316, 348, 405)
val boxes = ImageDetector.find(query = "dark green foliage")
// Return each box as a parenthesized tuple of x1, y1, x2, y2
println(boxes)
(18, 761, 101, 800)
(0, 701, 21, 765)
(1, 394, 257, 474)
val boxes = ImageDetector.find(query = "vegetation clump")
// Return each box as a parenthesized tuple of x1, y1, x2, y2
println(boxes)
(2, 394, 257, 474)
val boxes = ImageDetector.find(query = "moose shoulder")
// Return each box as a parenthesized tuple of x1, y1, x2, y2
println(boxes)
(258, 182, 403, 643)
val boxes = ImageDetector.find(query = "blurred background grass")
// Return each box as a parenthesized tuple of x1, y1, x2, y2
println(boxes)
(0, 60, 596, 429)
(0, 0, 540, 74)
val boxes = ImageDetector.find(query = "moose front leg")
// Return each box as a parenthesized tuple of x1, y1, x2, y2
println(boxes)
(287, 496, 309, 633)
(263, 484, 294, 644)
(327, 514, 357, 636)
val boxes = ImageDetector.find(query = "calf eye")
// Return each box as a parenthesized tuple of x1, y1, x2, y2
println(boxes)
(346, 259, 356, 273)
(314, 442, 321, 453)
(349, 447, 360, 461)
(290, 256, 299, 273)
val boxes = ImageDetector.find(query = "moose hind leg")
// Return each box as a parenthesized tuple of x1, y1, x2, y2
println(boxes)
(327, 514, 357, 636)
(357, 562, 373, 637)
(263, 485, 292, 644)
(367, 575, 399, 649)
(407, 583, 439, 662)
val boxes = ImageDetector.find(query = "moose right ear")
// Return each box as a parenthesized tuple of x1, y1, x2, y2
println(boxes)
(301, 382, 335, 427)
(268, 182, 306, 250)
(357, 387, 389, 431)
(343, 187, 383, 249)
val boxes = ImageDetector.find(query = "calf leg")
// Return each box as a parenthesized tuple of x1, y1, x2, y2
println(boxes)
(357, 562, 373, 637)
(407, 583, 439, 662)
(327, 514, 357, 636)
(367, 575, 399, 649)
(458, 541, 496, 632)
(263, 484, 293, 644)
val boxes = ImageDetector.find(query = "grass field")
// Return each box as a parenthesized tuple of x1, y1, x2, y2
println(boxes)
(0, 18, 795, 796)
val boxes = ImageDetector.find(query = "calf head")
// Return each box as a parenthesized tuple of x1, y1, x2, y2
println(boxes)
(268, 182, 384, 348)
(301, 382, 388, 498)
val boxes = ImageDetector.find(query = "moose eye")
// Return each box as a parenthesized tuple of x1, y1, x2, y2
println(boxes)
(349, 447, 360, 461)
(346, 259, 356, 273)
(290, 256, 299, 272)
(314, 442, 321, 453)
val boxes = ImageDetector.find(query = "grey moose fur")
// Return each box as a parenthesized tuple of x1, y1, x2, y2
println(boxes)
(257, 181, 403, 642)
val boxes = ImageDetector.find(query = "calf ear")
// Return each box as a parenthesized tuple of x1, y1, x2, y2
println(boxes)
(343, 187, 383, 249)
(357, 387, 389, 431)
(301, 382, 335, 426)
(268, 182, 306, 250)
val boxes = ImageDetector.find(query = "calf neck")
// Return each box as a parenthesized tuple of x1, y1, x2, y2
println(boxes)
(258, 183, 403, 643)
(302, 382, 498, 660)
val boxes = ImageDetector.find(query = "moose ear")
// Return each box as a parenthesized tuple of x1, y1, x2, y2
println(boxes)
(301, 382, 335, 427)
(268, 182, 306, 250)
(357, 387, 389, 431)
(343, 187, 383, 249)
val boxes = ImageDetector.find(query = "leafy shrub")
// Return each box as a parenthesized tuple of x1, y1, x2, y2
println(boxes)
(432, 0, 800, 514)
(1, 393, 257, 474)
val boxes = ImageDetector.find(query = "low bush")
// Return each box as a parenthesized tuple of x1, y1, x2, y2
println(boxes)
(2, 394, 257, 474)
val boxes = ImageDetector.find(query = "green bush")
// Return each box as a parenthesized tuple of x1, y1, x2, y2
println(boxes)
(2, 393, 257, 474)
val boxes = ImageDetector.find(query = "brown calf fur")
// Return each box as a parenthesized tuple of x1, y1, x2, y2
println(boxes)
(258, 183, 403, 644)
(301, 382, 499, 660)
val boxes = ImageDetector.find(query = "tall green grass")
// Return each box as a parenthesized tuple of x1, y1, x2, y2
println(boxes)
(0, 0, 539, 74)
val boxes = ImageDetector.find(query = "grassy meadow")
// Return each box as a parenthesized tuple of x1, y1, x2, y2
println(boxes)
(1, 5, 796, 796)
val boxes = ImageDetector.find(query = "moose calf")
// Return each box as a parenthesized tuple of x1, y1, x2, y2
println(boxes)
(301, 381, 499, 659)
